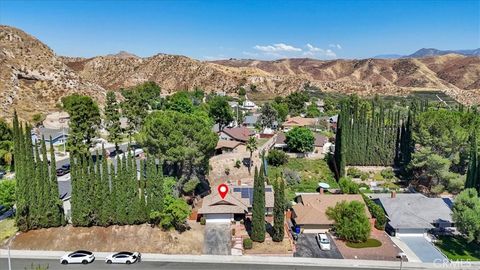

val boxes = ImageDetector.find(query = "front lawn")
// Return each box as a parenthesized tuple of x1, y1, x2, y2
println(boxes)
(346, 238, 382, 248)
(268, 158, 338, 201)
(436, 236, 480, 261)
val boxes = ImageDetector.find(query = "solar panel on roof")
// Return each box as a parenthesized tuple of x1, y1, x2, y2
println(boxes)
(233, 188, 241, 192)
(265, 188, 272, 192)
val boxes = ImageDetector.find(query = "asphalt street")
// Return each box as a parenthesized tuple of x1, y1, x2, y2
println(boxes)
(0, 258, 400, 270)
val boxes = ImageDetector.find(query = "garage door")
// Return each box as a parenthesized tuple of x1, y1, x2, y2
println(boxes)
(205, 214, 232, 223)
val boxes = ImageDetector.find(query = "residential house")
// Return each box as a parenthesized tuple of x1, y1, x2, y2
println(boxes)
(34, 127, 69, 146)
(215, 140, 243, 155)
(376, 193, 454, 236)
(282, 116, 318, 131)
(291, 192, 371, 233)
(243, 115, 258, 128)
(219, 126, 254, 143)
(198, 185, 274, 223)
(242, 96, 257, 110)
(274, 132, 329, 154)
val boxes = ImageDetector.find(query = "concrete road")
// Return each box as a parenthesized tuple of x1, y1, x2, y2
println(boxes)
(55, 143, 130, 169)
(0, 258, 394, 270)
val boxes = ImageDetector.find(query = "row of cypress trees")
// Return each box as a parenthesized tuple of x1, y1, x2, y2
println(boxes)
(12, 112, 64, 231)
(465, 133, 480, 193)
(334, 98, 419, 178)
(251, 160, 286, 243)
(251, 165, 266, 242)
(70, 151, 164, 227)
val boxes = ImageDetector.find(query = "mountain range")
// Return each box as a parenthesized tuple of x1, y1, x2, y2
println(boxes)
(374, 48, 480, 59)
(1, 25, 479, 121)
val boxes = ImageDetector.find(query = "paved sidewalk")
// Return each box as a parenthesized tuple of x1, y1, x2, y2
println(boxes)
(2, 249, 479, 269)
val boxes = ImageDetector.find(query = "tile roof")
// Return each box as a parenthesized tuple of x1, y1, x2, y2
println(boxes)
(292, 194, 371, 226)
(199, 185, 274, 214)
(215, 140, 242, 150)
(282, 117, 318, 127)
(222, 126, 254, 142)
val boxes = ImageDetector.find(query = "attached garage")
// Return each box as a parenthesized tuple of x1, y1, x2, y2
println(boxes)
(204, 213, 233, 223)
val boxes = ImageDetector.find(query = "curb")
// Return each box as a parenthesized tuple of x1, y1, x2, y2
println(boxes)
(1, 249, 479, 269)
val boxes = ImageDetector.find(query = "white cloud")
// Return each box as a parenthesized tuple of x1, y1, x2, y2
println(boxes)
(329, 43, 342, 50)
(254, 43, 302, 52)
(304, 44, 337, 58)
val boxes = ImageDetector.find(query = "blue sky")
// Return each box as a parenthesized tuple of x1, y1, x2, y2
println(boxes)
(1, 0, 478, 60)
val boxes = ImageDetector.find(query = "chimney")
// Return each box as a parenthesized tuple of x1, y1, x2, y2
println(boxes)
(391, 191, 396, 198)
(319, 187, 324, 195)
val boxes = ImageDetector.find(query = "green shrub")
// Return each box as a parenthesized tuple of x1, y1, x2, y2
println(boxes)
(0, 179, 15, 209)
(243, 238, 253, 249)
(380, 168, 395, 180)
(347, 167, 362, 178)
(361, 194, 387, 230)
(267, 149, 289, 166)
(234, 160, 241, 169)
(360, 172, 369, 181)
(339, 177, 359, 194)
(283, 168, 301, 186)
(200, 217, 206, 225)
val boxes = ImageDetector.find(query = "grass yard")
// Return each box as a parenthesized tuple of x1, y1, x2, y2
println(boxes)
(0, 219, 17, 243)
(268, 158, 338, 201)
(436, 236, 480, 261)
(346, 238, 382, 248)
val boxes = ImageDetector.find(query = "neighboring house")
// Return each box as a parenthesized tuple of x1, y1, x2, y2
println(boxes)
(329, 115, 338, 131)
(242, 97, 257, 110)
(243, 115, 258, 128)
(376, 193, 454, 236)
(228, 101, 239, 109)
(215, 140, 243, 155)
(274, 132, 328, 154)
(291, 192, 372, 233)
(314, 134, 329, 154)
(35, 127, 69, 145)
(282, 116, 318, 131)
(219, 126, 254, 143)
(199, 185, 274, 223)
(273, 132, 287, 149)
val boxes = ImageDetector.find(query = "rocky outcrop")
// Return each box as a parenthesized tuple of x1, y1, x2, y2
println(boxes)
(0, 25, 105, 121)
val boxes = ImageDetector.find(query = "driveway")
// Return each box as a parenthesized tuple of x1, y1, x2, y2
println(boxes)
(399, 235, 447, 263)
(294, 233, 342, 259)
(203, 223, 231, 255)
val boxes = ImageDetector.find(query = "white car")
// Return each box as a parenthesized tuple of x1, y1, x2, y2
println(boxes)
(60, 250, 95, 264)
(316, 233, 331, 250)
(105, 251, 141, 264)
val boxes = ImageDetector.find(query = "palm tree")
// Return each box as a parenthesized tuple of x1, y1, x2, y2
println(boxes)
(246, 136, 257, 175)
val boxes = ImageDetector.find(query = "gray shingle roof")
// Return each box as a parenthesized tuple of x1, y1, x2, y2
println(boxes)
(379, 193, 453, 229)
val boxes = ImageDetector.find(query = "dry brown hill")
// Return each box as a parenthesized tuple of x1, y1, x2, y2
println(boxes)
(0, 25, 105, 121)
(1, 25, 479, 121)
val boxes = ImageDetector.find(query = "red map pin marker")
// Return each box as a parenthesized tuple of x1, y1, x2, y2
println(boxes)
(218, 184, 229, 199)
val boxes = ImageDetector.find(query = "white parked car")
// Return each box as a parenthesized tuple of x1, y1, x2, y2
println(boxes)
(105, 251, 141, 264)
(316, 233, 331, 250)
(60, 250, 95, 264)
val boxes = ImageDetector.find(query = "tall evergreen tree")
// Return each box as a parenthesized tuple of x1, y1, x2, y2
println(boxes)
(251, 166, 265, 242)
(48, 140, 63, 226)
(105, 91, 122, 152)
(466, 133, 478, 189)
(272, 176, 285, 242)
